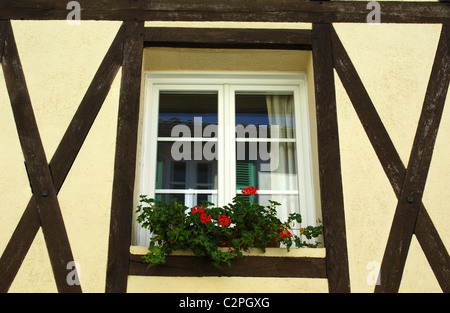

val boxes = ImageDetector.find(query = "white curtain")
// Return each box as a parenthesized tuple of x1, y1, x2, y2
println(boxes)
(259, 95, 299, 223)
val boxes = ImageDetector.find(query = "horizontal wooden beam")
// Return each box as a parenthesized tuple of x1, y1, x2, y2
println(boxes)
(0, 1, 448, 23)
(144, 27, 312, 50)
(129, 254, 327, 278)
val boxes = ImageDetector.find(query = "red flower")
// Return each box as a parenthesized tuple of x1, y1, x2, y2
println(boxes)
(218, 214, 231, 226)
(241, 186, 258, 196)
(191, 206, 211, 223)
(191, 206, 205, 214)
(200, 213, 212, 224)
(280, 231, 292, 238)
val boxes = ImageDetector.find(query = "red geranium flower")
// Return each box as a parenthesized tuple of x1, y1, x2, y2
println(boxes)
(218, 214, 231, 226)
(191, 206, 205, 214)
(191, 206, 211, 223)
(241, 186, 258, 196)
(280, 230, 292, 238)
(200, 212, 212, 224)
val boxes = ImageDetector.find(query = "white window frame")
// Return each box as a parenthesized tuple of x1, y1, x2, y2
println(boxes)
(134, 72, 316, 247)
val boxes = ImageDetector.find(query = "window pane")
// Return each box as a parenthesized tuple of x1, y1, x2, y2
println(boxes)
(156, 141, 218, 190)
(158, 92, 218, 137)
(155, 193, 217, 208)
(236, 142, 298, 191)
(235, 93, 295, 139)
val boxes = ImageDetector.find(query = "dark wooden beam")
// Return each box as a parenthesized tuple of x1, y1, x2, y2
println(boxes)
(0, 1, 449, 24)
(446, 22, 450, 57)
(0, 198, 40, 293)
(129, 254, 327, 278)
(375, 24, 450, 293)
(0, 22, 124, 293)
(312, 23, 350, 293)
(144, 27, 312, 50)
(414, 205, 450, 292)
(105, 21, 144, 293)
(0, 21, 6, 60)
(331, 25, 450, 293)
(1, 21, 81, 293)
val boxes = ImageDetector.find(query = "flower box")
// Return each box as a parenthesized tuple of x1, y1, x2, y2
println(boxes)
(136, 186, 323, 268)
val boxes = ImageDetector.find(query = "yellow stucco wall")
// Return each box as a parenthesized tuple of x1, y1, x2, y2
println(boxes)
(0, 20, 448, 293)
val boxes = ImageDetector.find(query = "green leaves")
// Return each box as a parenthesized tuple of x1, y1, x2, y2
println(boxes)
(288, 212, 302, 224)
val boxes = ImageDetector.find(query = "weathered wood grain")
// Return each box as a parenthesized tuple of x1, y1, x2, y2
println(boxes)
(1, 21, 81, 293)
(0, 22, 124, 293)
(129, 254, 327, 278)
(144, 27, 312, 50)
(331, 25, 450, 293)
(375, 24, 450, 293)
(312, 23, 350, 293)
(105, 21, 144, 293)
(0, 1, 449, 24)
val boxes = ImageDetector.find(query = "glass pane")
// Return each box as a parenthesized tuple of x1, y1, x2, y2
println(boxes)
(158, 92, 218, 137)
(235, 142, 298, 191)
(155, 193, 218, 208)
(156, 141, 218, 190)
(235, 93, 295, 139)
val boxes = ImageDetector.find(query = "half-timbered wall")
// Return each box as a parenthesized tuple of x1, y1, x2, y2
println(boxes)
(0, 1, 448, 293)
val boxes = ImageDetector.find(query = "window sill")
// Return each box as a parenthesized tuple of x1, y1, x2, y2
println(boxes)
(129, 246, 326, 278)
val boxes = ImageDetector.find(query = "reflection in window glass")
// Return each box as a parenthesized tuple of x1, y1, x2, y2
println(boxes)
(156, 141, 218, 190)
(158, 92, 218, 137)
(235, 143, 298, 191)
(155, 193, 218, 209)
(235, 94, 295, 139)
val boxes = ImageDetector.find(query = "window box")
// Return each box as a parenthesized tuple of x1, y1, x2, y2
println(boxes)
(136, 186, 322, 269)
(129, 246, 327, 278)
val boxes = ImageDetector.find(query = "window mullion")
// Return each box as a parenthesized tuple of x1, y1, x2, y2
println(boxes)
(222, 83, 237, 205)
(229, 84, 237, 204)
(218, 85, 223, 206)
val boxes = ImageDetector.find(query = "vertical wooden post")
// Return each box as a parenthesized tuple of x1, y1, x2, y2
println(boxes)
(105, 21, 144, 293)
(312, 23, 350, 293)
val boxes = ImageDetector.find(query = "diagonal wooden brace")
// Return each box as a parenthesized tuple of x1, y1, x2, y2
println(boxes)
(0, 21, 124, 292)
(330, 24, 450, 292)
(375, 24, 450, 293)
(0, 21, 6, 60)
(0, 20, 81, 293)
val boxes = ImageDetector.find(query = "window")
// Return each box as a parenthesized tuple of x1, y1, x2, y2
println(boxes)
(134, 73, 317, 246)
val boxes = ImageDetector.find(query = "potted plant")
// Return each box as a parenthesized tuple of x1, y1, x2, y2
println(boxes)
(136, 186, 323, 268)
